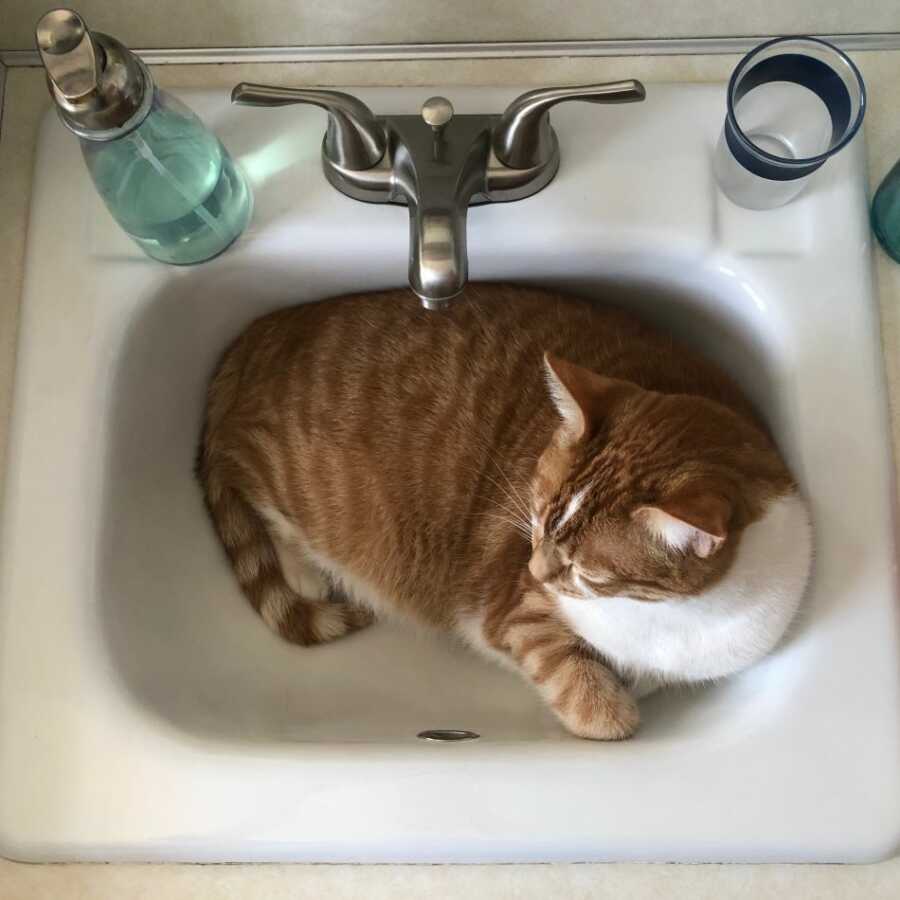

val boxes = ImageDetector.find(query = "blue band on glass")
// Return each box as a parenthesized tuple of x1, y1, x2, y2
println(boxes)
(727, 52, 853, 182)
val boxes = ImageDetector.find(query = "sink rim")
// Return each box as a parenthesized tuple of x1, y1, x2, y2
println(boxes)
(1, 83, 898, 864)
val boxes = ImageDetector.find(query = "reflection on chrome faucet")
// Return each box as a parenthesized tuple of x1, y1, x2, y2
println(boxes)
(232, 80, 645, 308)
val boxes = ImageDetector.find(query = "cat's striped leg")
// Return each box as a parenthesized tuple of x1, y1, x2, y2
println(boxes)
(486, 589, 639, 740)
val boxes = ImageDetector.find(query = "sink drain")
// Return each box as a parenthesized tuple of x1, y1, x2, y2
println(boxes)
(417, 729, 480, 742)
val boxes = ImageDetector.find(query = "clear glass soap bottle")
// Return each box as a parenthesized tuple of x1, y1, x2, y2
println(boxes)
(36, 9, 251, 265)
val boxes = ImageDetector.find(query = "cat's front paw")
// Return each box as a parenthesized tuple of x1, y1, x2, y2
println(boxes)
(552, 658, 640, 741)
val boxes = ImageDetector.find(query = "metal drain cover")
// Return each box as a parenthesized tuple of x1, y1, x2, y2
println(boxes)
(417, 729, 480, 742)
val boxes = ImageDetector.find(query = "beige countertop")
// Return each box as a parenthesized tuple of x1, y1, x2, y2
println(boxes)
(1, 52, 900, 900)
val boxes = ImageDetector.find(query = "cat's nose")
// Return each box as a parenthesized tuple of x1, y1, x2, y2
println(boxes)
(529, 543, 563, 582)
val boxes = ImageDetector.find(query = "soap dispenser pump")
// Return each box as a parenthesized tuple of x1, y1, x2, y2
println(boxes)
(36, 8, 251, 264)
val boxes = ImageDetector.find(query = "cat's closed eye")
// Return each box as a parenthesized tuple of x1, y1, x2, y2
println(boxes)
(574, 567, 613, 590)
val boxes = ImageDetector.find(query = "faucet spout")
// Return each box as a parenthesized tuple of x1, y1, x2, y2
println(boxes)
(391, 117, 490, 309)
(407, 205, 468, 309)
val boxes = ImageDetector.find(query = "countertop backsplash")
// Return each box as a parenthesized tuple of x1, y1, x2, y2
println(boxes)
(1, 1, 899, 51)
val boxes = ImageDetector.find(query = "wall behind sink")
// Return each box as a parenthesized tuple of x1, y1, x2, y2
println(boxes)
(2, 0, 899, 50)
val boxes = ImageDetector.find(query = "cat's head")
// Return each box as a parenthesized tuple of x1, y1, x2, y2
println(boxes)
(529, 353, 795, 601)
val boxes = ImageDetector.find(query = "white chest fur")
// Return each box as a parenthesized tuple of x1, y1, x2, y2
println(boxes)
(555, 494, 813, 688)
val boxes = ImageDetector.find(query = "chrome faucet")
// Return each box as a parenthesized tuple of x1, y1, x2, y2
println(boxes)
(232, 80, 645, 309)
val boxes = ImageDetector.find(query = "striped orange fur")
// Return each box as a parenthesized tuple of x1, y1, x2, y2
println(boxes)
(197, 284, 799, 740)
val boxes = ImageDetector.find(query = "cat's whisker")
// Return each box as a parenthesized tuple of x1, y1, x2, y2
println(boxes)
(475, 489, 531, 523)
(477, 467, 531, 522)
(479, 512, 532, 538)
(478, 479, 530, 523)
(457, 459, 532, 533)
(477, 492, 533, 532)
(486, 451, 534, 520)
(482, 512, 526, 532)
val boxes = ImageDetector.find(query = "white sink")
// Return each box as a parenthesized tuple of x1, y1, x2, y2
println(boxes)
(1, 84, 899, 863)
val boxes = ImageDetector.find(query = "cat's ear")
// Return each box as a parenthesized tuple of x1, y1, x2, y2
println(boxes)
(634, 490, 732, 559)
(543, 353, 636, 441)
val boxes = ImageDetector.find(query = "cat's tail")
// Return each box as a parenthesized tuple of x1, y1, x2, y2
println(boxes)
(197, 444, 371, 646)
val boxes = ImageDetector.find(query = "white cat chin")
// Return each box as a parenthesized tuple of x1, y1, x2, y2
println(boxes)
(553, 493, 813, 690)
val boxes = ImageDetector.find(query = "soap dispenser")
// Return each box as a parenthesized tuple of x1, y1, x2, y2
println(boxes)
(36, 8, 251, 264)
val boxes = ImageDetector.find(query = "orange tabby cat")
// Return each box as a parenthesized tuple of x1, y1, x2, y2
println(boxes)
(197, 284, 811, 740)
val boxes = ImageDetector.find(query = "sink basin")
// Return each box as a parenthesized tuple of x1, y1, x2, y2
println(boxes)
(1, 84, 899, 863)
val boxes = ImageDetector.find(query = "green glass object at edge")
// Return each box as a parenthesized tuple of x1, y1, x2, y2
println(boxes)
(872, 158, 900, 264)
(36, 8, 251, 265)
(81, 90, 251, 264)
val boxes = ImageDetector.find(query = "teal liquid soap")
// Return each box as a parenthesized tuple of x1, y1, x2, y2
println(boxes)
(82, 90, 251, 264)
(872, 158, 900, 264)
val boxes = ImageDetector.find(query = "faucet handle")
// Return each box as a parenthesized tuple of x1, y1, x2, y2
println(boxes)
(231, 83, 386, 170)
(493, 80, 646, 169)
